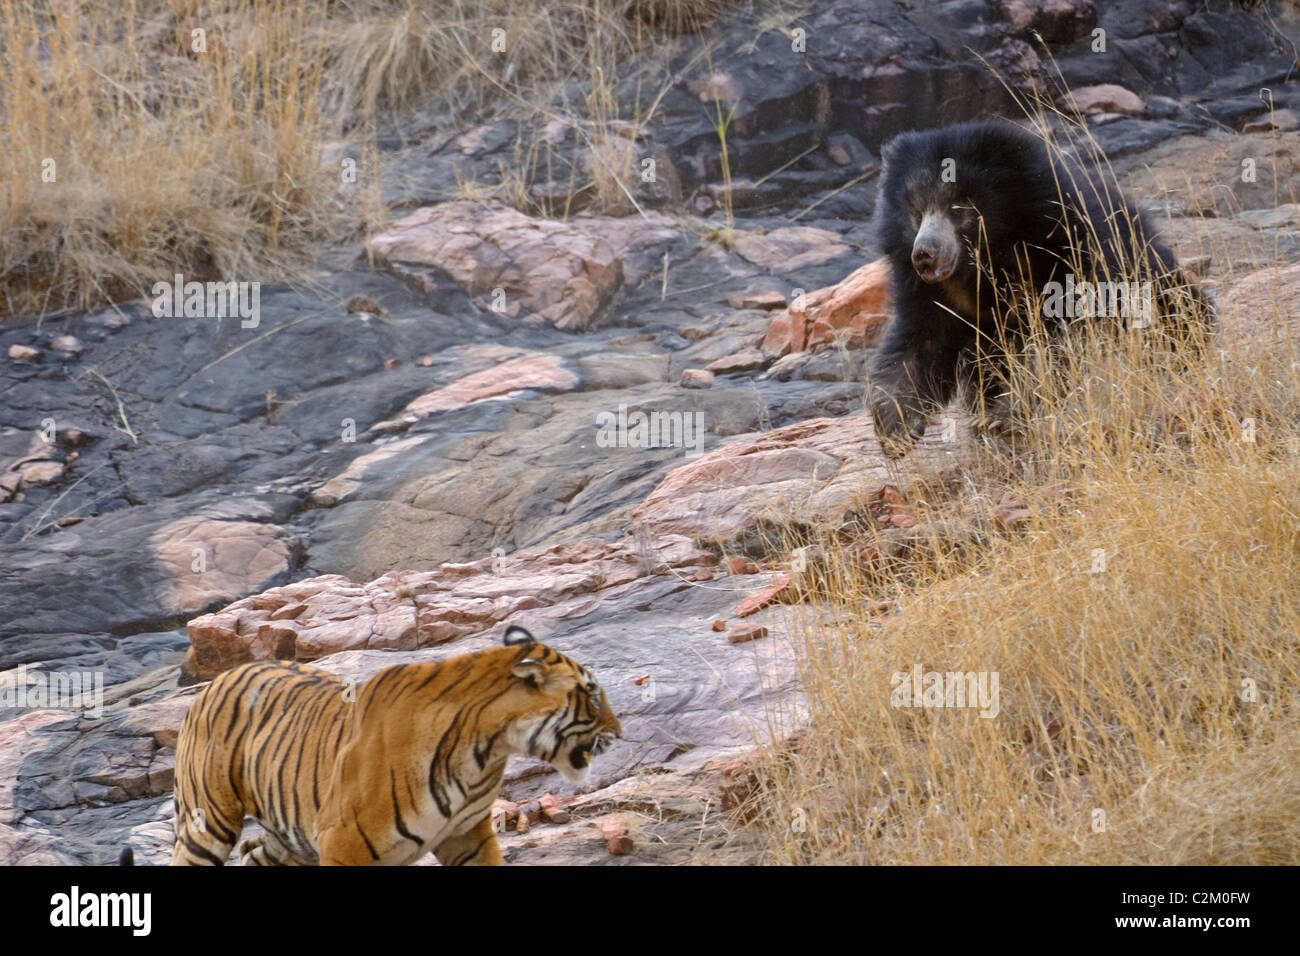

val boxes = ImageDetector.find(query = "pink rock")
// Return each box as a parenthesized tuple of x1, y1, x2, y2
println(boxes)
(180, 535, 715, 682)
(365, 202, 624, 331)
(310, 435, 428, 505)
(1221, 263, 1300, 344)
(727, 623, 769, 644)
(730, 227, 851, 272)
(680, 368, 715, 389)
(538, 793, 570, 824)
(8, 344, 39, 361)
(600, 822, 634, 856)
(759, 310, 807, 359)
(726, 556, 760, 575)
(153, 516, 292, 624)
(371, 351, 579, 431)
(17, 461, 63, 487)
(1060, 84, 1144, 116)
(735, 575, 791, 618)
(706, 349, 767, 374)
(630, 413, 967, 548)
(762, 257, 891, 356)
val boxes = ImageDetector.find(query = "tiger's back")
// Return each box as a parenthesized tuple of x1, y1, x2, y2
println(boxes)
(170, 629, 621, 866)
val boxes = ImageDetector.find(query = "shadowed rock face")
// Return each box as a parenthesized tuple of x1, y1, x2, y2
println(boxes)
(3, 0, 1300, 864)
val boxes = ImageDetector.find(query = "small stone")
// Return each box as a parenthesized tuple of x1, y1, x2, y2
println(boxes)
(538, 793, 570, 824)
(420, 355, 434, 367)
(692, 568, 714, 581)
(726, 290, 787, 310)
(8, 344, 40, 361)
(711, 619, 726, 632)
(51, 335, 82, 353)
(1243, 109, 1300, 134)
(680, 368, 715, 389)
(383, 358, 400, 370)
(827, 144, 851, 165)
(727, 623, 768, 644)
(727, 556, 760, 575)
(735, 575, 792, 618)
(345, 294, 385, 315)
(601, 823, 634, 856)
(56, 516, 83, 528)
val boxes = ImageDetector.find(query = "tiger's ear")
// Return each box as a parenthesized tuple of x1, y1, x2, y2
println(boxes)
(511, 658, 548, 689)
(504, 625, 536, 646)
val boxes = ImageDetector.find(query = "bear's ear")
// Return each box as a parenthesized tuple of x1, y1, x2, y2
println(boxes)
(879, 135, 902, 168)
(504, 625, 536, 646)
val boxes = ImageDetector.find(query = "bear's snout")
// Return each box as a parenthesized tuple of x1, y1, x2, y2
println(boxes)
(911, 211, 959, 283)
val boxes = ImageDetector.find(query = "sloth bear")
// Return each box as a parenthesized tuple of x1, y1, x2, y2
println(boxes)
(866, 118, 1212, 458)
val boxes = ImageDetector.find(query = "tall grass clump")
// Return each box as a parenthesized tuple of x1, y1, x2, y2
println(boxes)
(0, 0, 334, 317)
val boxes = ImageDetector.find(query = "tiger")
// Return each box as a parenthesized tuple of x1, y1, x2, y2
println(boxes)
(169, 625, 621, 866)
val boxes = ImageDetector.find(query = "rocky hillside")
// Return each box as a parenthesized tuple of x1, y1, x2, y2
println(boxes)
(3, 0, 1300, 864)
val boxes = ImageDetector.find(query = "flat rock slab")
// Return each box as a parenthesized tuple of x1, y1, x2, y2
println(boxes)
(632, 412, 970, 548)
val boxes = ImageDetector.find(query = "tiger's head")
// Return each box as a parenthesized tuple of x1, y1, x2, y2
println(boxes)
(502, 626, 622, 784)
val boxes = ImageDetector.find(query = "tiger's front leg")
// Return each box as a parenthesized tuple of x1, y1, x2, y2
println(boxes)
(434, 816, 504, 866)
(317, 814, 385, 866)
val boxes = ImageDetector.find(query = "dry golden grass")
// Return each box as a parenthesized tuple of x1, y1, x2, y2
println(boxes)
(0, 0, 332, 316)
(755, 393, 1300, 862)
(746, 83, 1300, 865)
(0, 0, 738, 317)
